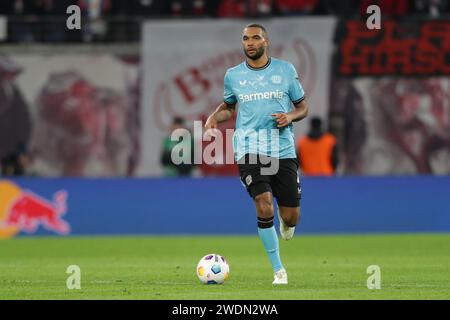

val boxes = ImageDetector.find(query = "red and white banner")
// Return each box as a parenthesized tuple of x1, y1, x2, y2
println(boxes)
(140, 18, 336, 176)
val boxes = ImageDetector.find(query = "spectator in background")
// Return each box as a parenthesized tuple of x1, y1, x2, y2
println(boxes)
(78, 0, 111, 42)
(297, 117, 338, 176)
(191, 0, 207, 16)
(160, 117, 195, 177)
(169, 0, 187, 17)
(1, 143, 30, 176)
(246, 0, 274, 17)
(412, 0, 449, 17)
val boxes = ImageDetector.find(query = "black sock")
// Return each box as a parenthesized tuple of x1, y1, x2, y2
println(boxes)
(257, 216, 274, 229)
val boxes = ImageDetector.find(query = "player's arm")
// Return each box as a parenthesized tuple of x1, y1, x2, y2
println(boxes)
(290, 98, 309, 122)
(204, 102, 236, 130)
(272, 99, 308, 127)
(273, 64, 308, 127)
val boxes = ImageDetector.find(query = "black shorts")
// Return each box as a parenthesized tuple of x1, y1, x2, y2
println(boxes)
(237, 154, 301, 207)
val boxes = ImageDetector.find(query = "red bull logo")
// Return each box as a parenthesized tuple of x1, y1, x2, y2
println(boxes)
(0, 180, 70, 239)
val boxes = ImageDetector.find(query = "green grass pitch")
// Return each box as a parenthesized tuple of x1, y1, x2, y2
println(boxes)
(1, 234, 449, 299)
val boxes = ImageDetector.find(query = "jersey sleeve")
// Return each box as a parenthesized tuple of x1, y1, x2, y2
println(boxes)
(287, 64, 305, 104)
(223, 71, 237, 105)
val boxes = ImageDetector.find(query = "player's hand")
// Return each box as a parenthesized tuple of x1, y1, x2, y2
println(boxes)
(204, 115, 219, 137)
(272, 113, 293, 128)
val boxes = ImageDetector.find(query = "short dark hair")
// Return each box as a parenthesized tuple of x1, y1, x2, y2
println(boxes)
(245, 23, 268, 38)
(311, 117, 322, 130)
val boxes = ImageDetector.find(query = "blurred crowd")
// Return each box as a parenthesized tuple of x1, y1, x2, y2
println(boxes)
(0, 0, 449, 18)
(1, 0, 449, 43)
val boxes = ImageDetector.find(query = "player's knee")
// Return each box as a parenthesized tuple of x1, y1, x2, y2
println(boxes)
(280, 207, 300, 227)
(257, 202, 273, 218)
(254, 193, 273, 218)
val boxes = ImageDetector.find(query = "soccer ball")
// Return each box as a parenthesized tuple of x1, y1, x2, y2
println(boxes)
(196, 253, 230, 284)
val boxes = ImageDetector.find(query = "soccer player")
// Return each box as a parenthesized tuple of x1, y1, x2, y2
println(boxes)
(204, 24, 308, 284)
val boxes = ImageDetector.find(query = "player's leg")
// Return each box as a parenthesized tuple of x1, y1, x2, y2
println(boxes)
(253, 190, 287, 285)
(238, 154, 286, 284)
(253, 191, 284, 270)
(272, 158, 302, 240)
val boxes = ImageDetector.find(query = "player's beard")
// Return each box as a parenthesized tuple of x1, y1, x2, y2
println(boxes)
(245, 46, 266, 60)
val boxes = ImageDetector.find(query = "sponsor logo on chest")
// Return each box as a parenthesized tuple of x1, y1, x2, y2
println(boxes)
(238, 90, 284, 103)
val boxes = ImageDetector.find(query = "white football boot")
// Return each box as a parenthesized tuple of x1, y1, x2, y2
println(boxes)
(277, 210, 295, 240)
(272, 268, 288, 285)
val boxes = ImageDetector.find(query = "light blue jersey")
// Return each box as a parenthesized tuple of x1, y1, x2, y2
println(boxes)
(223, 57, 305, 161)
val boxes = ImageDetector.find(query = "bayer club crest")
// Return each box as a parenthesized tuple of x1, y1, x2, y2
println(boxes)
(271, 75, 282, 84)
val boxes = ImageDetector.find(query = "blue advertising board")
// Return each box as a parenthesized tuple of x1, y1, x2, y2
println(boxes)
(0, 176, 449, 237)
